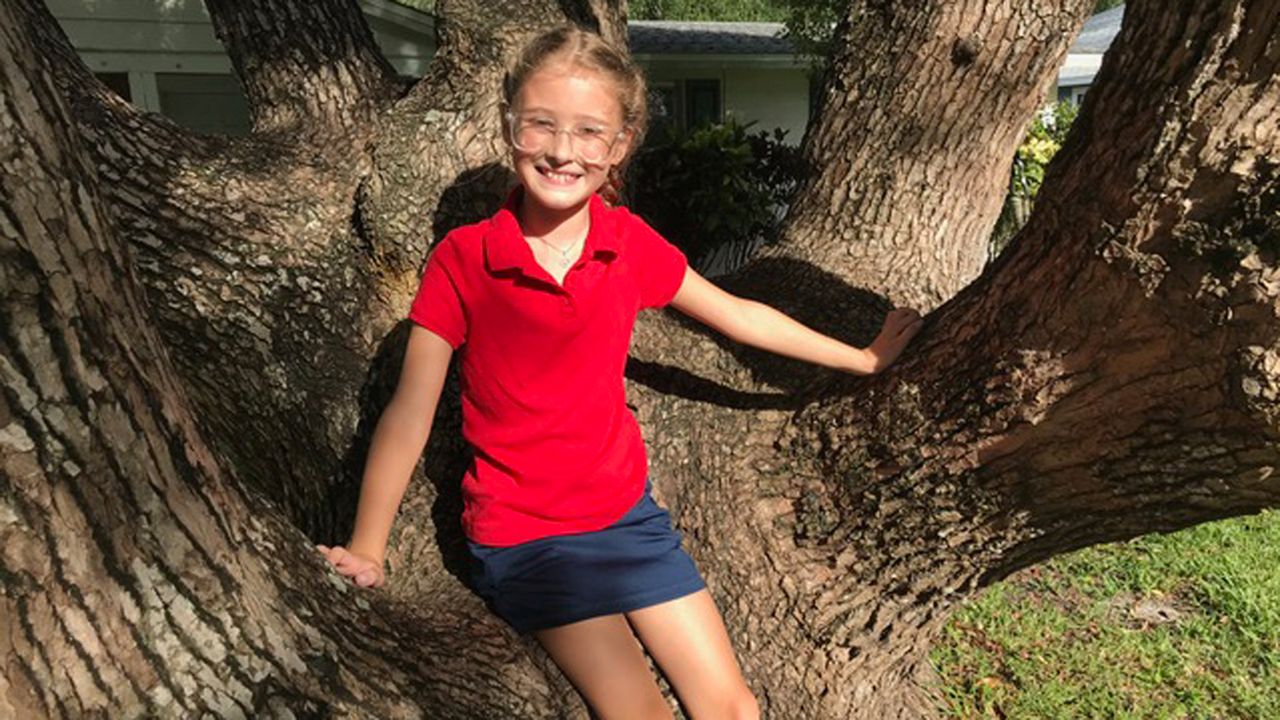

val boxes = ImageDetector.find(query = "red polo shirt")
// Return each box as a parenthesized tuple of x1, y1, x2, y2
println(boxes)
(408, 187, 688, 546)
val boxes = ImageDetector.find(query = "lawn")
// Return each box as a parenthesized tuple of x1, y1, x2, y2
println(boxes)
(931, 509, 1280, 718)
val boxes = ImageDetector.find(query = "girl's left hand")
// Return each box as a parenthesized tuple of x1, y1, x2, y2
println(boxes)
(868, 307, 924, 373)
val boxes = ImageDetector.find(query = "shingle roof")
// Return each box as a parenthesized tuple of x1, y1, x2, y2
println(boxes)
(1070, 5, 1124, 54)
(630, 10, 1122, 57)
(628, 21, 793, 55)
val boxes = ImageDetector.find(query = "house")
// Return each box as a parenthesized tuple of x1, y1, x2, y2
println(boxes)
(51, 0, 436, 135)
(51, 0, 1122, 142)
(628, 21, 811, 143)
(1051, 4, 1124, 105)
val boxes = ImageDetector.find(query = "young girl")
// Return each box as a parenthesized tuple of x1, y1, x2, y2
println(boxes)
(317, 25, 923, 719)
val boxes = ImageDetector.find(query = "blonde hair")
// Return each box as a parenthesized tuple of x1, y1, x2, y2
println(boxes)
(502, 25, 649, 205)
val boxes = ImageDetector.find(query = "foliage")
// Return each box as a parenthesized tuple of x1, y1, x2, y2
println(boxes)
(1011, 100, 1079, 199)
(932, 510, 1280, 718)
(776, 0, 842, 62)
(625, 118, 805, 270)
(629, 0, 786, 22)
(1094, 0, 1124, 12)
(990, 100, 1079, 256)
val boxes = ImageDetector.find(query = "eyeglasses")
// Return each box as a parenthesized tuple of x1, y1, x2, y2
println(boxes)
(505, 110, 628, 166)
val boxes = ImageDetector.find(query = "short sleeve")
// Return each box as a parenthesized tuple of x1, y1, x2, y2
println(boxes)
(407, 239, 467, 349)
(627, 213, 689, 309)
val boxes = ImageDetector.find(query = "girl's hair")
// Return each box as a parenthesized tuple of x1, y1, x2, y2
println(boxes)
(502, 25, 649, 205)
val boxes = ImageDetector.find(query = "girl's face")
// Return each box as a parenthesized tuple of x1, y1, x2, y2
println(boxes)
(507, 63, 631, 216)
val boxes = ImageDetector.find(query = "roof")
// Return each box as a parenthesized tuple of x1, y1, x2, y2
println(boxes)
(1070, 5, 1124, 54)
(628, 21, 793, 56)
(382, 4, 1118, 59)
(1057, 71, 1097, 88)
(366, 0, 434, 34)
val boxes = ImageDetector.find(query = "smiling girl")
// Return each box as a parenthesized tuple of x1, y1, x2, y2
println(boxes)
(318, 25, 923, 719)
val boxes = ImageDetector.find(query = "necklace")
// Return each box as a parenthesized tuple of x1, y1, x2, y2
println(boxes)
(531, 234, 585, 271)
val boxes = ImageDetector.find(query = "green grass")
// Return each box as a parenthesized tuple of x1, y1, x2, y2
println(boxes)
(930, 509, 1280, 718)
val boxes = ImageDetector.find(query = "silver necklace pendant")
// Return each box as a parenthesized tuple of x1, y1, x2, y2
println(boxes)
(537, 235, 581, 271)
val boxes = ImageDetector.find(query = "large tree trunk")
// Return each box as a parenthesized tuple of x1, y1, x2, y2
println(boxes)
(782, 0, 1096, 311)
(3, 0, 1278, 717)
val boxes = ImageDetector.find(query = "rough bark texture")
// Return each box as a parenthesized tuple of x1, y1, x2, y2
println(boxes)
(633, 1, 1280, 714)
(204, 0, 402, 134)
(783, 0, 1097, 312)
(2, 0, 1278, 717)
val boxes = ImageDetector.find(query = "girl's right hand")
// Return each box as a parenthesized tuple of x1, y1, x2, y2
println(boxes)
(868, 307, 924, 373)
(316, 544, 386, 588)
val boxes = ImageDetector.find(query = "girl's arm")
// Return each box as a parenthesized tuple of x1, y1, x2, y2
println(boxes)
(669, 267, 923, 375)
(317, 325, 453, 586)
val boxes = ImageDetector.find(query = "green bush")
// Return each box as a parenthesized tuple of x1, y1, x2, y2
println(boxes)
(1012, 100, 1078, 200)
(625, 118, 806, 272)
(991, 100, 1079, 256)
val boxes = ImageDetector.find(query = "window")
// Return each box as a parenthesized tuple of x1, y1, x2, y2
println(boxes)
(94, 72, 131, 102)
(156, 73, 251, 136)
(684, 79, 720, 129)
(650, 83, 677, 125)
(648, 79, 722, 134)
(1058, 85, 1088, 105)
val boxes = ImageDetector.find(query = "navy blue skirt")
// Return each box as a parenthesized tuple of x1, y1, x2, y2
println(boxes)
(466, 479, 707, 635)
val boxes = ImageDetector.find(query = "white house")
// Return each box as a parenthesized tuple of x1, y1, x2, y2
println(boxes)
(1051, 4, 1124, 105)
(52, 0, 436, 135)
(628, 21, 812, 143)
(52, 1, 1122, 142)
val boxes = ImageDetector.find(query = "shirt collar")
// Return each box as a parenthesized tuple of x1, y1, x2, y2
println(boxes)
(484, 185, 619, 275)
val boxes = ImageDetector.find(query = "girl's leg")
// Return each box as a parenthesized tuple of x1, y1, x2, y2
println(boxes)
(625, 589, 759, 720)
(533, 613, 674, 720)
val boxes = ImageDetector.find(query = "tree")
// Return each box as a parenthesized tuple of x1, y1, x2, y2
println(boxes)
(784, 1, 1125, 68)
(2, 0, 1276, 717)
(990, 100, 1080, 257)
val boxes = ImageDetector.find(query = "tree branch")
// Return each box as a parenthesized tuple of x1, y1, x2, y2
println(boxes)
(772, 0, 1096, 311)
(0, 7, 582, 716)
(782, 0, 1280, 634)
(5, 2, 419, 537)
(608, 4, 1280, 712)
(204, 0, 402, 135)
(966, 0, 1280, 571)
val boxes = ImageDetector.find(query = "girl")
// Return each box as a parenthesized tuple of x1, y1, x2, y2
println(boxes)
(317, 25, 923, 720)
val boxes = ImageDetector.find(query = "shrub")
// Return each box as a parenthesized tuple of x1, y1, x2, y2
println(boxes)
(625, 118, 806, 274)
(990, 100, 1080, 257)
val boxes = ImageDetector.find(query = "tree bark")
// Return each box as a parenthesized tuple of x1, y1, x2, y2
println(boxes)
(204, 0, 402, 134)
(2, 0, 1278, 717)
(6, 0, 630, 543)
(782, 0, 1096, 312)
(0, 3, 607, 717)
